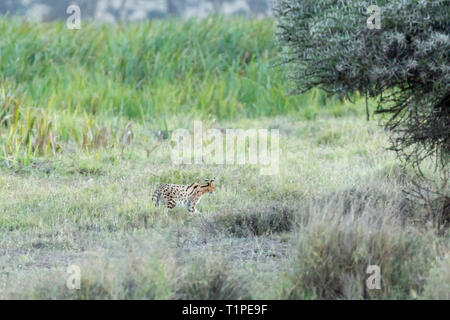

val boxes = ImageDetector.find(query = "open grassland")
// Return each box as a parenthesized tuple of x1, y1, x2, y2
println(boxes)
(0, 17, 448, 299)
(1, 115, 448, 299)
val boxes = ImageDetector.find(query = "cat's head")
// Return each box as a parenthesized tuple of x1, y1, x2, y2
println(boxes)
(204, 177, 215, 192)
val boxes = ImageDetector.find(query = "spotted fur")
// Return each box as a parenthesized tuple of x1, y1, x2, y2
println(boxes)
(152, 178, 215, 214)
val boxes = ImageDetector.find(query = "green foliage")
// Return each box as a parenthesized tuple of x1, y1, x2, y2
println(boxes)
(0, 17, 366, 163)
(1, 14, 447, 300)
(0, 16, 329, 120)
(275, 0, 450, 170)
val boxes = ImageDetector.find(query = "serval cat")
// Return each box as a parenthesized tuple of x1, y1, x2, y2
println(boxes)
(152, 178, 215, 214)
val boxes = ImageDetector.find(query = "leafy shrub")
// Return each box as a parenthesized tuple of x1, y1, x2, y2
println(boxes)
(275, 0, 449, 170)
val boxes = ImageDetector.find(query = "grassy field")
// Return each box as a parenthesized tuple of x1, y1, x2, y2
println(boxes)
(0, 17, 448, 299)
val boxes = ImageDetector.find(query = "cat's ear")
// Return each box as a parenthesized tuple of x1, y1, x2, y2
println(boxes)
(204, 178, 210, 182)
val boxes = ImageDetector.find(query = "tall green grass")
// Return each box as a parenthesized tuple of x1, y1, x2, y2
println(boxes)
(0, 16, 366, 164)
(0, 16, 364, 120)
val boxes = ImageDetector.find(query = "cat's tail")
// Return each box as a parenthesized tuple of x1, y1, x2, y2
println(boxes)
(152, 189, 161, 207)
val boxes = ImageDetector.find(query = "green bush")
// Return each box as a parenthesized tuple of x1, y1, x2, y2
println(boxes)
(275, 0, 449, 170)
